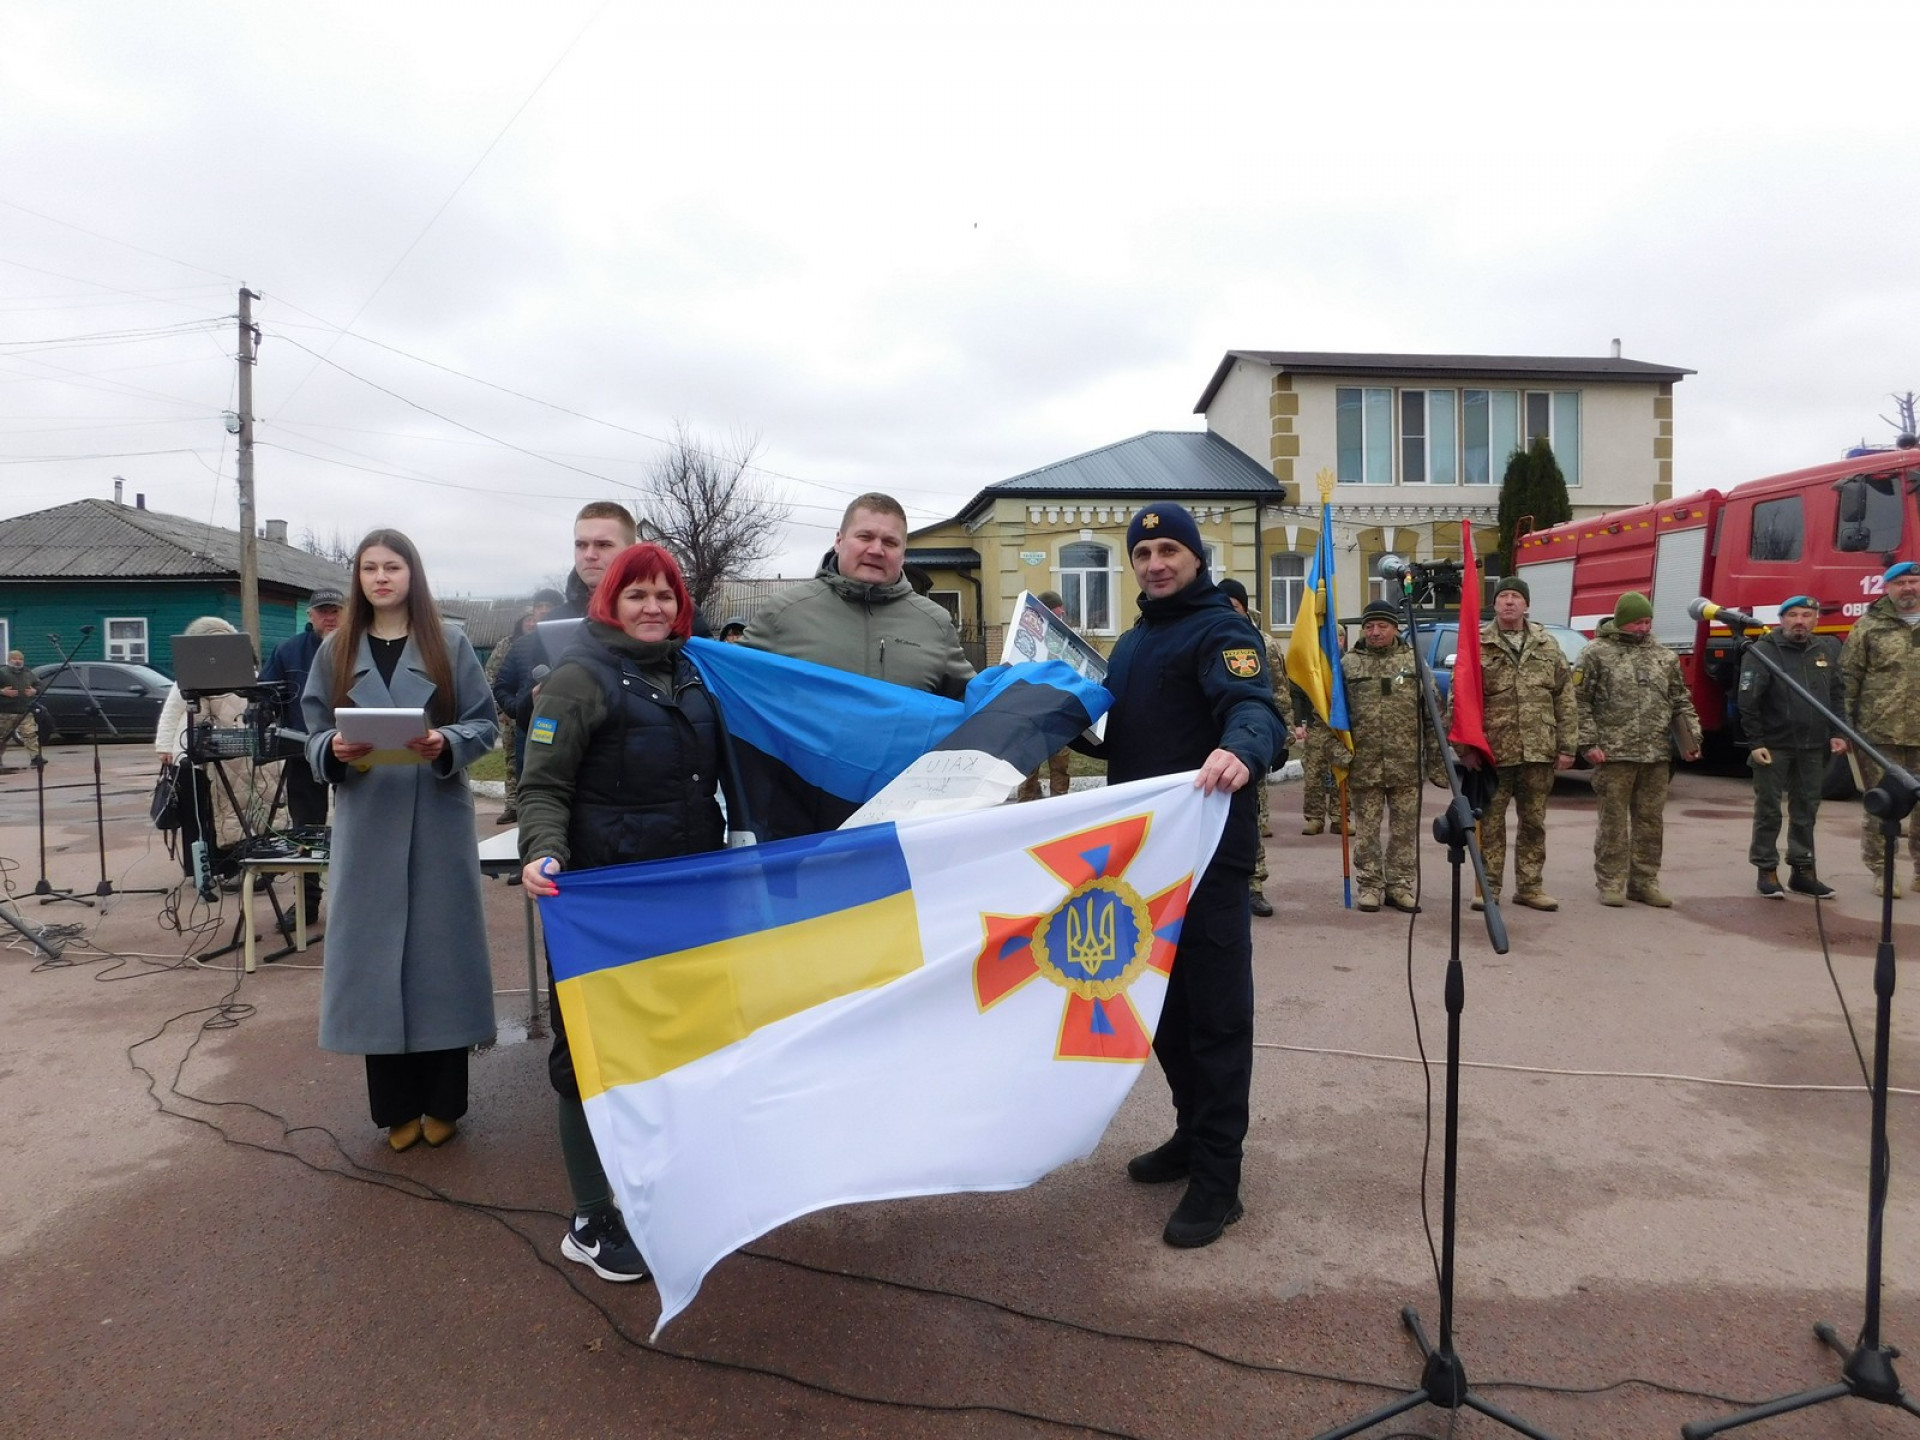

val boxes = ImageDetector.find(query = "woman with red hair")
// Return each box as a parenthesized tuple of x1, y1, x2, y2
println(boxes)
(515, 542, 729, 1285)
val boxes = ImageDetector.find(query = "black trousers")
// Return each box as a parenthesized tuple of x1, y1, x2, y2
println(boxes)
(1152, 864, 1254, 1200)
(364, 1050, 468, 1128)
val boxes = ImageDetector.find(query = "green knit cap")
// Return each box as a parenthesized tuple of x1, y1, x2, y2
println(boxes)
(1613, 591, 1653, 625)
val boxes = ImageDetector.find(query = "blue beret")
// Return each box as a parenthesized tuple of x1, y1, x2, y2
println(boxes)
(1885, 562, 1918, 583)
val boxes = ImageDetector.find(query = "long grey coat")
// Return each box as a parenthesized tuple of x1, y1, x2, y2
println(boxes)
(302, 627, 498, 1055)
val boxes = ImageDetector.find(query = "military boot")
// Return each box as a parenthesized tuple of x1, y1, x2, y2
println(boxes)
(1788, 866, 1834, 899)
(1598, 888, 1626, 907)
(1301, 819, 1325, 836)
(1627, 884, 1674, 908)
(1874, 875, 1905, 899)
(1756, 868, 1785, 899)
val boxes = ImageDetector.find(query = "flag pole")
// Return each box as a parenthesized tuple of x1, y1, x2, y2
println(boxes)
(1337, 770, 1352, 909)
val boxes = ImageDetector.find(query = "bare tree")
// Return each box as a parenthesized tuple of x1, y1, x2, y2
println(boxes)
(643, 423, 789, 613)
(297, 523, 359, 566)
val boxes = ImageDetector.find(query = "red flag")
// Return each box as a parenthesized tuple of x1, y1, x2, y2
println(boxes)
(1448, 521, 1495, 769)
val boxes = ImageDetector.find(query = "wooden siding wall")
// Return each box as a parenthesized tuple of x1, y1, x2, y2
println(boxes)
(0, 581, 307, 675)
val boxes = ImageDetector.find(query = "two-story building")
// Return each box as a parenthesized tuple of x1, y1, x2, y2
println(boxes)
(909, 347, 1691, 656)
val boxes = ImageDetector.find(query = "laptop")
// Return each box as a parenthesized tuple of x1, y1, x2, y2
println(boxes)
(171, 631, 259, 695)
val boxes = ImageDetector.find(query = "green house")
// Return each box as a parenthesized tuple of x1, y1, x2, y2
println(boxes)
(0, 498, 353, 677)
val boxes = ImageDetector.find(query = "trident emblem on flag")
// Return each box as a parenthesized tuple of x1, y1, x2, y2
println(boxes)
(972, 813, 1191, 1062)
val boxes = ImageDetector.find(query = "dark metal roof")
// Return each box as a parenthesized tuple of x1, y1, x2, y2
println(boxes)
(0, 499, 354, 593)
(953, 431, 1281, 522)
(904, 547, 982, 569)
(1194, 350, 1696, 414)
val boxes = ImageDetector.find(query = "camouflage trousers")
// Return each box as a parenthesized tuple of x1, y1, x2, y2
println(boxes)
(1017, 747, 1072, 802)
(1352, 782, 1420, 898)
(1590, 761, 1669, 895)
(1252, 780, 1269, 892)
(1478, 763, 1553, 899)
(499, 714, 519, 806)
(1857, 743, 1920, 877)
(1298, 725, 1346, 823)
(0, 711, 40, 761)
(1748, 746, 1827, 871)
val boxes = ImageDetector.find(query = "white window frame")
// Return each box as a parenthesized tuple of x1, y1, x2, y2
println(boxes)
(1056, 540, 1116, 636)
(1336, 386, 1394, 485)
(0, 618, 10, 660)
(104, 617, 148, 664)
(1523, 390, 1583, 487)
(1269, 552, 1308, 629)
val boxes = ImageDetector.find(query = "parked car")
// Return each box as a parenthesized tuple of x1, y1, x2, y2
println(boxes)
(31, 660, 172, 741)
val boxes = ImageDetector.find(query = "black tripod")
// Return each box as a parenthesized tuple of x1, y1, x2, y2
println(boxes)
(1683, 628, 1920, 1436)
(1313, 565, 1558, 1440)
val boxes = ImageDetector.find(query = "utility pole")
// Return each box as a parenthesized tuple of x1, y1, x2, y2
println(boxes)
(236, 286, 261, 647)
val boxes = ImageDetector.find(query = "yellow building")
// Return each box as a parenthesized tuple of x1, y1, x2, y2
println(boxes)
(909, 347, 1690, 658)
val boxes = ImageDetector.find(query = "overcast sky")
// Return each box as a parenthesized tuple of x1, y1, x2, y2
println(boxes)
(4, 0, 1916, 598)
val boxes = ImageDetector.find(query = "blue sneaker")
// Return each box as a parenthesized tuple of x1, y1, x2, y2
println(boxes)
(560, 1209, 650, 1283)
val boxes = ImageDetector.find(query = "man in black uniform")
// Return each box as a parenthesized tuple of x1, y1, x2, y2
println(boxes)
(1099, 502, 1286, 1248)
(259, 586, 345, 926)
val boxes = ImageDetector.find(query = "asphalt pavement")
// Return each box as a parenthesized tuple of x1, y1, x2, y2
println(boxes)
(4, 743, 1920, 1438)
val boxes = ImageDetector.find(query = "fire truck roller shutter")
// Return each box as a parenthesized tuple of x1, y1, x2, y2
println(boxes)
(1522, 558, 1576, 627)
(1652, 527, 1711, 649)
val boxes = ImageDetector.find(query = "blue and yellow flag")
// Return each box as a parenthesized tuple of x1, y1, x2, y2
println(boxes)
(540, 773, 1229, 1335)
(1284, 503, 1351, 746)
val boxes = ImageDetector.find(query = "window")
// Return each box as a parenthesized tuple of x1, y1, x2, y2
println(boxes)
(927, 590, 961, 624)
(0, 618, 9, 659)
(1462, 389, 1519, 485)
(1270, 553, 1308, 626)
(1057, 540, 1112, 632)
(1336, 387, 1393, 484)
(1749, 497, 1804, 562)
(1835, 473, 1906, 553)
(1522, 390, 1583, 487)
(1399, 390, 1458, 485)
(105, 617, 148, 664)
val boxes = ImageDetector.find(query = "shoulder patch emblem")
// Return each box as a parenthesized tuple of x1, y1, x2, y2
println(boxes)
(1223, 647, 1261, 678)
(528, 716, 558, 746)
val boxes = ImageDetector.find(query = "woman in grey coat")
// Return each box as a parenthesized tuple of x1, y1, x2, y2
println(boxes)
(302, 530, 498, 1152)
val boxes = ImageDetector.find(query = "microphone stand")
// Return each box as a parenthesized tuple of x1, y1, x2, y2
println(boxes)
(27, 631, 93, 908)
(1312, 579, 1558, 1440)
(1683, 626, 1920, 1435)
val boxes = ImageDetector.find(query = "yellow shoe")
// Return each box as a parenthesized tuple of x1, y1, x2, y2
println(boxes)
(421, 1115, 459, 1147)
(387, 1118, 423, 1152)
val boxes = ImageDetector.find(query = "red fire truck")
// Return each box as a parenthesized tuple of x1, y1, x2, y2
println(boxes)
(1512, 445, 1920, 754)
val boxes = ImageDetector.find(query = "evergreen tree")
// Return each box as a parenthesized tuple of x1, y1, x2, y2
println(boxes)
(1495, 436, 1572, 573)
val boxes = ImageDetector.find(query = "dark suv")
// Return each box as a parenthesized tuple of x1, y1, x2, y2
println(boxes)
(31, 661, 172, 741)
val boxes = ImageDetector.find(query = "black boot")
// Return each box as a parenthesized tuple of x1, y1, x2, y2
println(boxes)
(1125, 1135, 1190, 1185)
(1163, 1184, 1244, 1248)
(1756, 868, 1785, 898)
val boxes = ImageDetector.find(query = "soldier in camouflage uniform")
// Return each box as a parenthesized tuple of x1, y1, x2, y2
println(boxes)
(1464, 576, 1575, 911)
(1291, 631, 1349, 836)
(1220, 580, 1284, 916)
(1343, 600, 1439, 913)
(1575, 592, 1702, 907)
(1840, 561, 1920, 897)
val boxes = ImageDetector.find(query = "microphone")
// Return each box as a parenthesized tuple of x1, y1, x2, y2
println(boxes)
(1688, 597, 1765, 631)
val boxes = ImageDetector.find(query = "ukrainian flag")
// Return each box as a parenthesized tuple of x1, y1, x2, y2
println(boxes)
(539, 773, 1229, 1334)
(1284, 504, 1351, 746)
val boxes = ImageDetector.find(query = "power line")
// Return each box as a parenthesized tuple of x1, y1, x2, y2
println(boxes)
(274, 3, 610, 413)
(0, 201, 242, 282)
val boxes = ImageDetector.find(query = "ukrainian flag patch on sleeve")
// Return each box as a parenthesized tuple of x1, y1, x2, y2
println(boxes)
(529, 716, 559, 745)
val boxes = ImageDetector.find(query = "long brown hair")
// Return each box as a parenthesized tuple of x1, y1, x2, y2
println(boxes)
(329, 529, 457, 725)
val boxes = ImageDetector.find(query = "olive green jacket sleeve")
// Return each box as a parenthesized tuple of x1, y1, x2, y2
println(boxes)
(514, 661, 610, 871)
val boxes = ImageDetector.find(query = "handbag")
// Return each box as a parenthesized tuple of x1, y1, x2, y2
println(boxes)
(149, 763, 183, 832)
